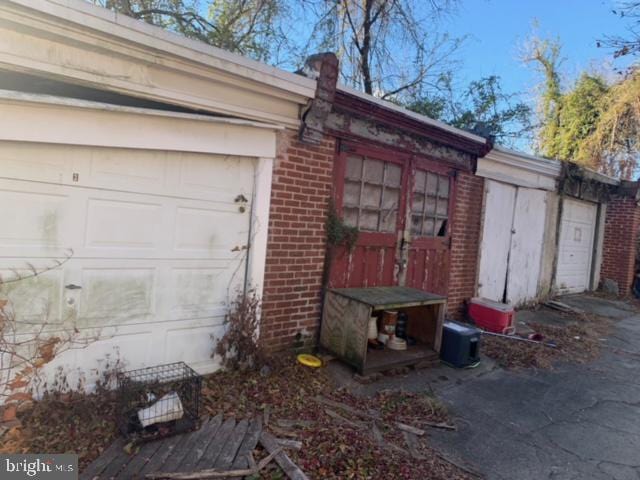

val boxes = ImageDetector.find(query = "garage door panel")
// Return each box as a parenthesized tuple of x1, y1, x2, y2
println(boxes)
(478, 180, 516, 301)
(174, 206, 250, 254)
(0, 267, 64, 330)
(169, 266, 236, 321)
(177, 152, 255, 203)
(0, 140, 256, 381)
(556, 199, 597, 293)
(0, 187, 67, 249)
(88, 148, 170, 193)
(0, 141, 75, 184)
(85, 198, 164, 249)
(506, 188, 546, 305)
(77, 267, 156, 326)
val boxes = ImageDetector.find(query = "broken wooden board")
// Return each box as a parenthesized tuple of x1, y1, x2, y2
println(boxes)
(80, 416, 262, 479)
(260, 431, 309, 480)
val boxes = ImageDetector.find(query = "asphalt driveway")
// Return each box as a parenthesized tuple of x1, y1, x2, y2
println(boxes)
(429, 295, 640, 480)
(329, 294, 640, 479)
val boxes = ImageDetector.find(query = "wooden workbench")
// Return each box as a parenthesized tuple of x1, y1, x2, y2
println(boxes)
(320, 286, 446, 374)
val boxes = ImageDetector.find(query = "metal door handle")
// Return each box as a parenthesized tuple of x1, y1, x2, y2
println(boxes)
(65, 284, 82, 290)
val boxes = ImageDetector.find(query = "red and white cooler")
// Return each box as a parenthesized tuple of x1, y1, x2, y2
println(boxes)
(468, 297, 515, 334)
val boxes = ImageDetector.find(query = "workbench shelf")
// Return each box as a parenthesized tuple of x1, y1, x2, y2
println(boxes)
(320, 286, 446, 374)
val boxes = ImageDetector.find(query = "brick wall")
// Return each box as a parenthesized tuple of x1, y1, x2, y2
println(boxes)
(601, 196, 640, 295)
(447, 172, 484, 318)
(260, 130, 335, 352)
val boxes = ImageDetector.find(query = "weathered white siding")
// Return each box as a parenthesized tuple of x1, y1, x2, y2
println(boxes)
(478, 180, 516, 301)
(505, 188, 547, 304)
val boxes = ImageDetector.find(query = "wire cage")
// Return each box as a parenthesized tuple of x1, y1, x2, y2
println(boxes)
(117, 362, 202, 442)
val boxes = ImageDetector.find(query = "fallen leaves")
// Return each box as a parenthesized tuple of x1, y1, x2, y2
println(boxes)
(201, 356, 473, 480)
(482, 311, 611, 369)
(0, 389, 119, 471)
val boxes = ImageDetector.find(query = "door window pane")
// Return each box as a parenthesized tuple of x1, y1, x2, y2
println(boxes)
(344, 181, 361, 206)
(346, 155, 363, 179)
(341, 153, 402, 233)
(411, 171, 451, 237)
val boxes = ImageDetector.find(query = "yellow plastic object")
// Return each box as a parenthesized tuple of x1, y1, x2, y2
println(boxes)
(297, 353, 323, 368)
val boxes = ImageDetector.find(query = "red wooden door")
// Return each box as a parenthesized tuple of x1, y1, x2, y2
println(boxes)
(404, 159, 454, 295)
(330, 144, 409, 288)
(329, 142, 454, 295)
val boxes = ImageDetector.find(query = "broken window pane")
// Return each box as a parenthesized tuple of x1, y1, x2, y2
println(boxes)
(436, 219, 448, 237)
(380, 210, 397, 232)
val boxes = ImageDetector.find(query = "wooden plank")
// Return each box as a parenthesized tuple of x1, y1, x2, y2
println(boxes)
(320, 291, 371, 372)
(434, 303, 445, 353)
(212, 419, 249, 470)
(159, 416, 220, 474)
(191, 417, 236, 470)
(117, 437, 165, 478)
(177, 416, 227, 472)
(331, 286, 446, 307)
(138, 432, 186, 476)
(230, 417, 263, 470)
(259, 431, 309, 480)
(95, 444, 134, 480)
(80, 438, 125, 479)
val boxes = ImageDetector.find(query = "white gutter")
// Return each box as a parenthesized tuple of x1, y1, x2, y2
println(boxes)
(0, 89, 284, 130)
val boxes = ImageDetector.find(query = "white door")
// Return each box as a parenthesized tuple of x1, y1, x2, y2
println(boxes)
(555, 198, 597, 293)
(505, 188, 547, 305)
(478, 181, 516, 301)
(0, 141, 255, 381)
(478, 180, 547, 306)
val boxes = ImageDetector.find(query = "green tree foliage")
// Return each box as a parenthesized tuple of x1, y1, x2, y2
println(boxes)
(523, 37, 563, 158)
(526, 33, 640, 178)
(580, 70, 640, 179)
(404, 75, 534, 145)
(556, 74, 609, 161)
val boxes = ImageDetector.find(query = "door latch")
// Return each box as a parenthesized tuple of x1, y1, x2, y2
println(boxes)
(65, 284, 82, 290)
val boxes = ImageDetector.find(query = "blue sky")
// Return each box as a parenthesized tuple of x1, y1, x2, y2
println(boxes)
(446, 0, 635, 99)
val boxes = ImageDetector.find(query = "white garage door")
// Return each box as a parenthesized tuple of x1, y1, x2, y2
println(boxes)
(0, 141, 254, 379)
(555, 198, 597, 294)
(478, 180, 547, 306)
